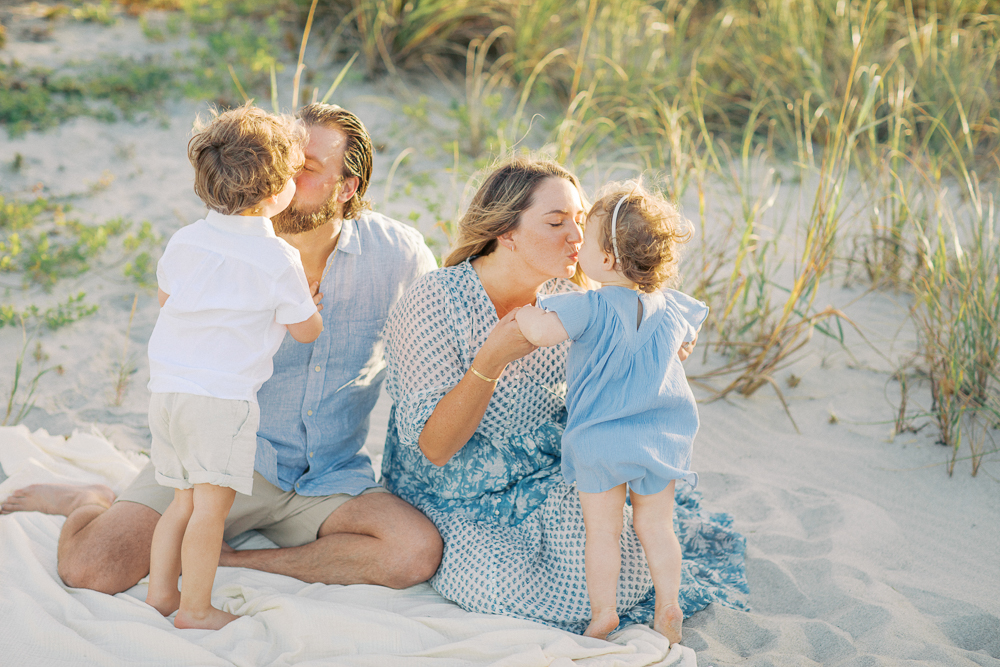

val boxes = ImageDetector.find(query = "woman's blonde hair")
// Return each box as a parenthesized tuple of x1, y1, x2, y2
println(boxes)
(188, 102, 305, 215)
(444, 156, 588, 285)
(588, 179, 690, 292)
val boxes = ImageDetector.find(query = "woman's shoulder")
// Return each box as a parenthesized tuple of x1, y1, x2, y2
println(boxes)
(539, 277, 585, 296)
(404, 260, 474, 297)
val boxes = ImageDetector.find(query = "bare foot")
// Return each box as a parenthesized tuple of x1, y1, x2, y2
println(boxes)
(654, 602, 683, 644)
(146, 590, 181, 618)
(584, 608, 620, 640)
(174, 606, 240, 630)
(0, 483, 114, 516)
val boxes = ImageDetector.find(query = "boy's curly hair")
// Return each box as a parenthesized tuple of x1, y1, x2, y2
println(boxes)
(588, 179, 691, 292)
(188, 102, 305, 215)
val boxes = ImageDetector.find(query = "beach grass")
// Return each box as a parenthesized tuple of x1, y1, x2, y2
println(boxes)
(3, 0, 998, 472)
(322, 0, 1000, 465)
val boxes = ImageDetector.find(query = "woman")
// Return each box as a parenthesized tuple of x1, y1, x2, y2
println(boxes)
(381, 157, 747, 634)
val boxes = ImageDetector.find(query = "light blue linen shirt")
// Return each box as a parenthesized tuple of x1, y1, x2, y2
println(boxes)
(253, 211, 437, 496)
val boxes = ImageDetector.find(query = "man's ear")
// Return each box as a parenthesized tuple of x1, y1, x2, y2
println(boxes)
(338, 175, 360, 203)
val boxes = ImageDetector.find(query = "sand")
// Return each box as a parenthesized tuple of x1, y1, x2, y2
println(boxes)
(1, 6, 998, 666)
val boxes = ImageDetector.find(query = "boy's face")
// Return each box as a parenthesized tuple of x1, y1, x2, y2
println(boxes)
(273, 176, 297, 214)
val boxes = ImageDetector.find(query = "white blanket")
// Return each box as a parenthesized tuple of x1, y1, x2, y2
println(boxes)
(0, 425, 697, 667)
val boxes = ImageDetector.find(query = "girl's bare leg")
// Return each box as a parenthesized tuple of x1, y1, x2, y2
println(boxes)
(174, 483, 239, 630)
(631, 480, 683, 643)
(579, 484, 627, 640)
(146, 488, 193, 617)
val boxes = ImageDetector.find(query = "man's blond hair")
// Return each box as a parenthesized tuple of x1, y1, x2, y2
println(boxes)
(297, 103, 373, 221)
(188, 103, 305, 215)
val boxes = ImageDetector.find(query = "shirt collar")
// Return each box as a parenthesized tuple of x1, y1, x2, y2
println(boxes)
(205, 210, 276, 238)
(336, 216, 362, 255)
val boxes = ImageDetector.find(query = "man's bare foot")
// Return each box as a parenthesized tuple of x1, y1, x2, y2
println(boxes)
(0, 483, 114, 516)
(174, 606, 240, 630)
(654, 602, 683, 644)
(146, 590, 181, 618)
(583, 608, 620, 640)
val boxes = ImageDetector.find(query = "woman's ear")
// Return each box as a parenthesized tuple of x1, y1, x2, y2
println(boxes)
(497, 231, 516, 252)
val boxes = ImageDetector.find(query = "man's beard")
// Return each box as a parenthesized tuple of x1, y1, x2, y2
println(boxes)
(272, 194, 340, 235)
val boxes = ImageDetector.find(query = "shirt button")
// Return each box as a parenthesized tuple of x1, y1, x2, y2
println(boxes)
(309, 452, 314, 457)
(307, 410, 313, 416)
(315, 365, 321, 372)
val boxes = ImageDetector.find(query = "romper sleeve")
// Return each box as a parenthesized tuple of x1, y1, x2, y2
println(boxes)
(535, 290, 597, 341)
(663, 288, 709, 342)
(273, 261, 318, 325)
(383, 270, 465, 449)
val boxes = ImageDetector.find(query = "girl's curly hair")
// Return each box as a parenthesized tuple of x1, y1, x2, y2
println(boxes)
(587, 179, 690, 292)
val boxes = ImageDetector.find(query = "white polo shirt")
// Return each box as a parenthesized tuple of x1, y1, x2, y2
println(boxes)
(147, 211, 317, 402)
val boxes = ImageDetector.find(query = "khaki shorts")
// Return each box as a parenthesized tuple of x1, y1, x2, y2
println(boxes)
(148, 393, 258, 496)
(117, 461, 388, 547)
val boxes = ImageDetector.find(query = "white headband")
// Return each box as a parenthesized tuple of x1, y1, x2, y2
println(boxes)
(610, 194, 628, 264)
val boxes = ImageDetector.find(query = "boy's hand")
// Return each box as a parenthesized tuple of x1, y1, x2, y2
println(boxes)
(310, 281, 324, 311)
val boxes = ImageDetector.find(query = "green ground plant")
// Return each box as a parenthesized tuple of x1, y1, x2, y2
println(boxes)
(1, 195, 155, 330)
(2, 318, 52, 427)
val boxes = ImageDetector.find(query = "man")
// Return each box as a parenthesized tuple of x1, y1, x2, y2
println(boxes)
(0, 103, 443, 594)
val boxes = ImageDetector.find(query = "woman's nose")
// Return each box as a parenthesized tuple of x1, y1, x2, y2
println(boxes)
(568, 222, 583, 244)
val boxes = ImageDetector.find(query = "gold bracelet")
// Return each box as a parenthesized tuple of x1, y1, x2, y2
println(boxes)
(469, 366, 499, 383)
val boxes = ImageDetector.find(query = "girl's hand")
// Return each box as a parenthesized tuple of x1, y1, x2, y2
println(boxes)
(679, 331, 698, 361)
(474, 308, 537, 378)
(310, 281, 324, 311)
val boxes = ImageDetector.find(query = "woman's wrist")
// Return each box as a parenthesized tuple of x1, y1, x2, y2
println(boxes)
(471, 349, 507, 381)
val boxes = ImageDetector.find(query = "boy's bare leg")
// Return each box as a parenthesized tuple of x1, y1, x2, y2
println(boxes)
(579, 484, 628, 640)
(0, 483, 157, 594)
(146, 488, 194, 617)
(631, 480, 683, 644)
(174, 483, 239, 630)
(219, 490, 443, 589)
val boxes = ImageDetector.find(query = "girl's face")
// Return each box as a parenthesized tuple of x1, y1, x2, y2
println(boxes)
(501, 177, 584, 281)
(577, 215, 615, 282)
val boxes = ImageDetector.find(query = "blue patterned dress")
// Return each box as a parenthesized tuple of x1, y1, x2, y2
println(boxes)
(381, 260, 748, 633)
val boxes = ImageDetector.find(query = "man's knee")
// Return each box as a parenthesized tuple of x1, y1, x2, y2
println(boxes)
(57, 502, 158, 594)
(58, 550, 121, 593)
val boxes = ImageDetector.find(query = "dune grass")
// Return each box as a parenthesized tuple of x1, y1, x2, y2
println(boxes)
(3, 0, 997, 471)
(321, 0, 999, 468)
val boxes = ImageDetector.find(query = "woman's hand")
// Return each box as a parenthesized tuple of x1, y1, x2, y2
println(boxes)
(472, 308, 537, 379)
(417, 309, 537, 467)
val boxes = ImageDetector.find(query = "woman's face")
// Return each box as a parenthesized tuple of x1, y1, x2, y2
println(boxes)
(502, 177, 585, 281)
